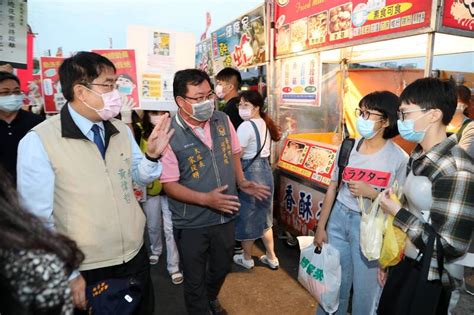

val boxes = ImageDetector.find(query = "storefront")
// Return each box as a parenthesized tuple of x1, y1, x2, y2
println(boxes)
(269, 0, 474, 238)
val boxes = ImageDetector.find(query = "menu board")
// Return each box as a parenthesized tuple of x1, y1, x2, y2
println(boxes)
(278, 138, 337, 187)
(278, 53, 321, 105)
(211, 5, 267, 72)
(274, 0, 433, 56)
(442, 0, 474, 31)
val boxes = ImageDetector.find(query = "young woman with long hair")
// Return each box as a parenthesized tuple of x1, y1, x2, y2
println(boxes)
(233, 90, 282, 270)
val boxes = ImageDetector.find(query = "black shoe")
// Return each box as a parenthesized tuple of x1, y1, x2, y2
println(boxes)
(209, 299, 228, 315)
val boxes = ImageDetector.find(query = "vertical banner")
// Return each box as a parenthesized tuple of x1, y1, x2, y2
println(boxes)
(0, 0, 28, 68)
(128, 26, 195, 111)
(442, 0, 474, 31)
(277, 53, 321, 106)
(211, 5, 267, 72)
(27, 73, 43, 110)
(40, 57, 66, 113)
(92, 49, 139, 109)
(195, 39, 214, 76)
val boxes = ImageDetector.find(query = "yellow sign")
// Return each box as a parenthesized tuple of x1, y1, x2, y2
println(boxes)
(367, 3, 413, 21)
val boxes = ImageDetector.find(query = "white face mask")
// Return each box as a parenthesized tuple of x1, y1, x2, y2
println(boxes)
(215, 84, 225, 99)
(239, 108, 252, 120)
(150, 115, 162, 125)
(0, 94, 24, 112)
(182, 99, 215, 122)
(456, 103, 467, 112)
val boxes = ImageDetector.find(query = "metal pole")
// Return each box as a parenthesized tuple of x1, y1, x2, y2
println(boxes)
(424, 32, 435, 77)
(266, 0, 278, 165)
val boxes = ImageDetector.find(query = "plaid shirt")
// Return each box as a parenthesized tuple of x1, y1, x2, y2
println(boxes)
(394, 134, 474, 284)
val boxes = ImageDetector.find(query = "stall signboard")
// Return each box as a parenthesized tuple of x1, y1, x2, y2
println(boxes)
(274, 0, 433, 56)
(278, 138, 337, 187)
(211, 5, 266, 72)
(92, 49, 140, 109)
(442, 0, 474, 31)
(277, 53, 321, 105)
(277, 175, 324, 235)
(0, 0, 27, 68)
(40, 57, 66, 113)
(195, 39, 214, 76)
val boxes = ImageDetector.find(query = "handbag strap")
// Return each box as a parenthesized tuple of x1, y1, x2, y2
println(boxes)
(243, 120, 268, 172)
(419, 224, 444, 281)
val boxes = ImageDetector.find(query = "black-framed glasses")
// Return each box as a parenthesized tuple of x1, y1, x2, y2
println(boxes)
(184, 91, 215, 103)
(0, 90, 23, 97)
(397, 108, 428, 121)
(355, 108, 385, 120)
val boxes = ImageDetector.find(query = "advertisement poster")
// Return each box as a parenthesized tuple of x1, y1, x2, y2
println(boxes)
(128, 26, 195, 111)
(278, 53, 321, 105)
(195, 39, 214, 76)
(278, 139, 337, 187)
(274, 0, 433, 56)
(27, 74, 43, 110)
(40, 57, 66, 113)
(0, 0, 27, 68)
(442, 0, 474, 31)
(92, 49, 139, 109)
(211, 5, 266, 72)
(276, 175, 324, 236)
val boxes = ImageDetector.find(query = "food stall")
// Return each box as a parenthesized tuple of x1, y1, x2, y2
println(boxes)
(269, 0, 474, 238)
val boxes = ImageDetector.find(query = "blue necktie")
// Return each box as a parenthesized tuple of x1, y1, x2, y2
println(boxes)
(91, 124, 105, 159)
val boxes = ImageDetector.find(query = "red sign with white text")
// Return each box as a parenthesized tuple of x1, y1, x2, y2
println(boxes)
(274, 0, 433, 56)
(442, 0, 474, 31)
(40, 57, 65, 113)
(92, 49, 140, 109)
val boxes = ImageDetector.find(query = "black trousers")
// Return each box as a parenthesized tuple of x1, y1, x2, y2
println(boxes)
(74, 245, 154, 315)
(174, 220, 235, 315)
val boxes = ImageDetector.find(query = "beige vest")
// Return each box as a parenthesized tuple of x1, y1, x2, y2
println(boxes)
(34, 116, 145, 271)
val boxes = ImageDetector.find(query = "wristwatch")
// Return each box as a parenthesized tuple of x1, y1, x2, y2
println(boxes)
(145, 152, 161, 162)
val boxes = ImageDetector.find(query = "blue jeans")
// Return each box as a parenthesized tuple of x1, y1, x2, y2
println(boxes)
(317, 201, 381, 315)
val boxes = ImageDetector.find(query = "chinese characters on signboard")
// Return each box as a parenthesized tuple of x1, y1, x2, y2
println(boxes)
(0, 0, 27, 68)
(40, 57, 66, 113)
(211, 5, 267, 72)
(274, 0, 433, 56)
(195, 39, 214, 76)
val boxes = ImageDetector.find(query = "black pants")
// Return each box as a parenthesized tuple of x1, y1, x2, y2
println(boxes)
(74, 245, 154, 315)
(174, 220, 235, 315)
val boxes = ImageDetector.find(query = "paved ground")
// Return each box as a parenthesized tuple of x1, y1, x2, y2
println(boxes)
(150, 227, 473, 315)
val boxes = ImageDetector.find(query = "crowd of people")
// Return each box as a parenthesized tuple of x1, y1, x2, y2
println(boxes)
(0, 50, 472, 315)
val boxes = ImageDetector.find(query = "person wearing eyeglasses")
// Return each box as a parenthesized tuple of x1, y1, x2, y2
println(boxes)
(160, 69, 270, 315)
(0, 71, 43, 183)
(16, 52, 174, 314)
(378, 78, 474, 314)
(314, 91, 408, 315)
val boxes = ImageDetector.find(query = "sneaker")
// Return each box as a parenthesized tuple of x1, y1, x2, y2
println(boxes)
(259, 254, 279, 270)
(149, 254, 159, 265)
(233, 254, 254, 269)
(209, 299, 228, 315)
(170, 271, 184, 285)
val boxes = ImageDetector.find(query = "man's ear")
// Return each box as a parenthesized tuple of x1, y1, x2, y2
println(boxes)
(175, 96, 186, 108)
(430, 108, 443, 123)
(73, 84, 86, 103)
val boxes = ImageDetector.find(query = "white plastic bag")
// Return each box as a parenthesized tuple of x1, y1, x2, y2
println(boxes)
(359, 194, 385, 261)
(297, 236, 341, 314)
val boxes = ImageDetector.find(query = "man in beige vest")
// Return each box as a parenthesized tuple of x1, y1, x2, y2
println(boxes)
(17, 52, 174, 314)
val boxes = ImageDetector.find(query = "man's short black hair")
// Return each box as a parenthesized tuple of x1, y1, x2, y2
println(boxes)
(117, 73, 135, 84)
(215, 67, 242, 88)
(58, 51, 116, 102)
(457, 85, 471, 104)
(359, 91, 400, 139)
(0, 71, 20, 86)
(400, 77, 456, 125)
(173, 69, 211, 101)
